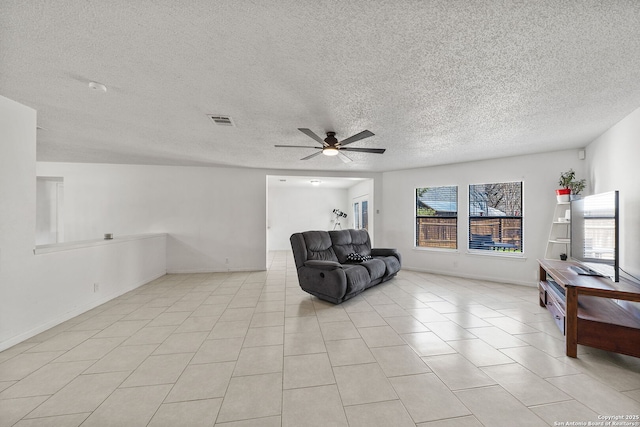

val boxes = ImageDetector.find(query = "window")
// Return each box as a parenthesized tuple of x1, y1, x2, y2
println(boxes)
(415, 186, 457, 249)
(353, 196, 369, 230)
(361, 200, 368, 231)
(36, 177, 64, 245)
(469, 182, 522, 253)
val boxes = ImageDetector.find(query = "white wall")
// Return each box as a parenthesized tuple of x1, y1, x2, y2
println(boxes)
(1, 96, 166, 351)
(37, 162, 269, 273)
(586, 106, 640, 280)
(267, 186, 349, 251)
(0, 97, 37, 301)
(380, 150, 586, 286)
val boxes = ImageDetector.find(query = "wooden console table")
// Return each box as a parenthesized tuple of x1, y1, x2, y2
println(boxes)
(538, 259, 640, 358)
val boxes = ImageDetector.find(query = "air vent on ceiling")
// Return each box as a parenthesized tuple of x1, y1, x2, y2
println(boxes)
(207, 115, 234, 127)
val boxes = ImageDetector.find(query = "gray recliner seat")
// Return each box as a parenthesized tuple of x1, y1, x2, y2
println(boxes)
(290, 229, 401, 304)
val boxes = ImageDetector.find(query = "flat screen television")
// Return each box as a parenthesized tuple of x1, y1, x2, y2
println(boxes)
(570, 190, 619, 282)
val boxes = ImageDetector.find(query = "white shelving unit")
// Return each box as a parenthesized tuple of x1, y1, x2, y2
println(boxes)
(545, 201, 571, 260)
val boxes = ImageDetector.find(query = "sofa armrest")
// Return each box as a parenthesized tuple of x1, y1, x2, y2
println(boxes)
(304, 260, 343, 270)
(371, 248, 401, 264)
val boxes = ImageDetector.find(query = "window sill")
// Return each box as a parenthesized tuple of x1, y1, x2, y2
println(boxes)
(34, 233, 167, 255)
(413, 247, 459, 254)
(466, 249, 527, 260)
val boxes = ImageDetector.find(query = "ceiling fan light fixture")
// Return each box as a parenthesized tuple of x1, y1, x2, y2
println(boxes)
(276, 128, 382, 162)
(323, 147, 339, 156)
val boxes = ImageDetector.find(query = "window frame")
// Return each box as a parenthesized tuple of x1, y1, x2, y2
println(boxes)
(468, 181, 524, 256)
(415, 185, 458, 251)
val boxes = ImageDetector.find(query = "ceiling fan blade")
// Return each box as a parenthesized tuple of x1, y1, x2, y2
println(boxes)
(300, 151, 323, 161)
(274, 145, 324, 149)
(337, 152, 353, 163)
(298, 128, 328, 146)
(338, 130, 374, 146)
(340, 147, 386, 154)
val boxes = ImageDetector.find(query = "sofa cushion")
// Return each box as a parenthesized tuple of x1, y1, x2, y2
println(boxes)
(329, 229, 372, 263)
(360, 258, 386, 281)
(342, 264, 371, 296)
(302, 231, 339, 263)
(375, 255, 401, 278)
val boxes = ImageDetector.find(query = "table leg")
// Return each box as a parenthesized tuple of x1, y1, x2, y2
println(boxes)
(565, 286, 578, 358)
(538, 266, 546, 307)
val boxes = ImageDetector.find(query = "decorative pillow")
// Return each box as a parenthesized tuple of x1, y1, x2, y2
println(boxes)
(346, 253, 373, 263)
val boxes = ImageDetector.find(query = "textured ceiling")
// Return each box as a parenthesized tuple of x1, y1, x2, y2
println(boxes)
(2, 1, 640, 172)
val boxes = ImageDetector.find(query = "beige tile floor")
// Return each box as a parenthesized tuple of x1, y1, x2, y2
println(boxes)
(1, 251, 640, 426)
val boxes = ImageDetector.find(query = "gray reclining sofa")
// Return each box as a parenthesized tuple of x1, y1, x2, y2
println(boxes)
(290, 229, 401, 304)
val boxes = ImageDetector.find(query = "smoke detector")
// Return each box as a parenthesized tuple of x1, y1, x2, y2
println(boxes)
(207, 115, 234, 127)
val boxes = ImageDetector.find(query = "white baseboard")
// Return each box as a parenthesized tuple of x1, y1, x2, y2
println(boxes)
(166, 267, 266, 274)
(401, 266, 537, 288)
(0, 270, 166, 352)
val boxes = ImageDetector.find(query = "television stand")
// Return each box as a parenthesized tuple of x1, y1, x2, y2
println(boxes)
(538, 259, 640, 358)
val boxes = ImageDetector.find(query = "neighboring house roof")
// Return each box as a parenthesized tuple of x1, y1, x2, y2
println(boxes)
(417, 187, 457, 214)
(469, 204, 507, 216)
(419, 200, 457, 213)
(418, 187, 507, 216)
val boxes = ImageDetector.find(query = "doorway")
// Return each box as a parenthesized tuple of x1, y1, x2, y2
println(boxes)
(266, 176, 374, 251)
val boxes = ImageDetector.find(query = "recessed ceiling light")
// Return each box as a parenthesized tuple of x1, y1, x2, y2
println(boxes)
(310, 180, 321, 186)
(88, 81, 107, 93)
